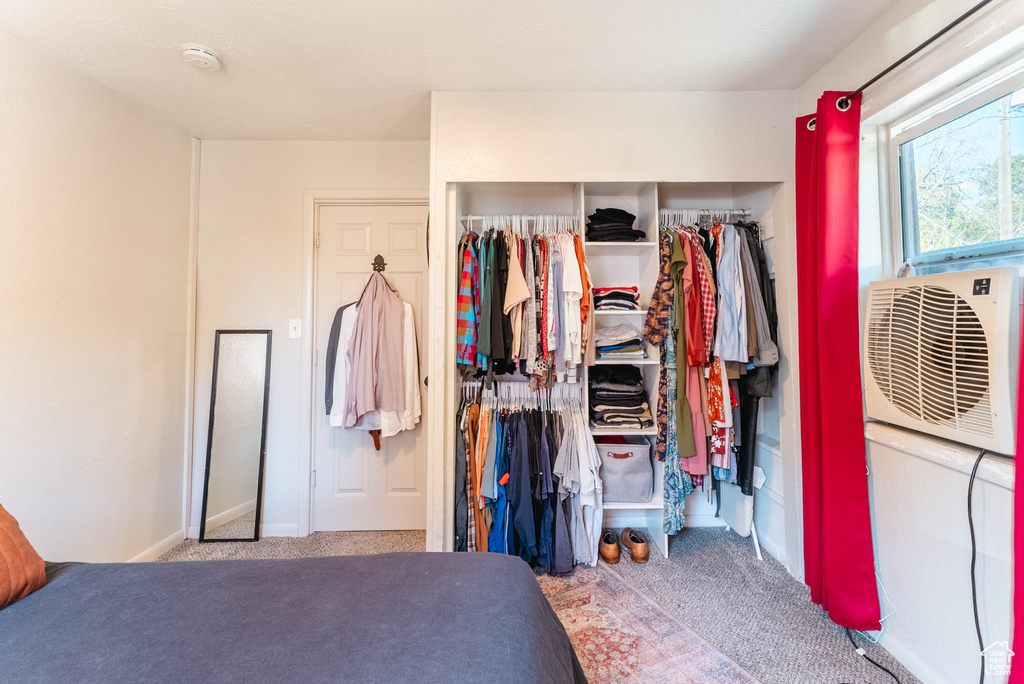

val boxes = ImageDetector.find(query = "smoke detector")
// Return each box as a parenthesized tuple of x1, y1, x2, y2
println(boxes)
(182, 44, 221, 71)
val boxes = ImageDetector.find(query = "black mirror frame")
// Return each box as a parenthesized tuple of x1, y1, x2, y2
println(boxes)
(198, 330, 272, 543)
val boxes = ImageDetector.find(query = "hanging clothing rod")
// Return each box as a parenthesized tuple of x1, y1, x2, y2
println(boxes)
(459, 214, 581, 236)
(834, 0, 998, 111)
(659, 208, 752, 227)
(659, 208, 751, 217)
(460, 214, 579, 223)
(460, 378, 584, 410)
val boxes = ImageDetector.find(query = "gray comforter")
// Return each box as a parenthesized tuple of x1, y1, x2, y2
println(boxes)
(0, 552, 587, 683)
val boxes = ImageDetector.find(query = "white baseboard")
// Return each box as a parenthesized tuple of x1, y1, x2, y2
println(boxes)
(128, 529, 185, 562)
(684, 513, 728, 528)
(759, 535, 788, 568)
(260, 523, 300, 537)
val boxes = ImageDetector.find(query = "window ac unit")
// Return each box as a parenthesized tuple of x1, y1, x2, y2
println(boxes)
(864, 267, 1019, 454)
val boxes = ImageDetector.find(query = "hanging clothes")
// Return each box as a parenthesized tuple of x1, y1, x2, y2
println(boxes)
(342, 272, 406, 427)
(523, 233, 539, 375)
(455, 216, 590, 385)
(644, 231, 675, 463)
(454, 401, 469, 553)
(714, 224, 748, 364)
(738, 222, 780, 395)
(737, 232, 777, 366)
(669, 233, 697, 460)
(559, 233, 584, 368)
(329, 299, 421, 437)
(663, 295, 694, 535)
(456, 233, 481, 372)
(503, 233, 532, 362)
(645, 208, 780, 513)
(324, 301, 356, 415)
(553, 409, 603, 567)
(455, 381, 600, 574)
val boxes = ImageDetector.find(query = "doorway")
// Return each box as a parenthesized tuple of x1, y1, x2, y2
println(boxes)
(311, 200, 429, 531)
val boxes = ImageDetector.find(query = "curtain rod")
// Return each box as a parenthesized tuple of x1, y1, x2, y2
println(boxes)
(836, 0, 999, 110)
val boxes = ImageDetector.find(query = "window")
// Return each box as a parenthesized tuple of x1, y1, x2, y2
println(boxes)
(892, 65, 1024, 272)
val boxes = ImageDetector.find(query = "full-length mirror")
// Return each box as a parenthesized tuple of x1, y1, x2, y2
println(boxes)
(200, 330, 272, 542)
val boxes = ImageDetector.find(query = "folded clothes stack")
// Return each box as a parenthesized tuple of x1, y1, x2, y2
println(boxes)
(589, 365, 653, 430)
(586, 207, 645, 242)
(593, 286, 640, 311)
(594, 323, 647, 361)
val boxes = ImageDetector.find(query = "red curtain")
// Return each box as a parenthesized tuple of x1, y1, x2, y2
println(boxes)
(795, 91, 882, 631)
(1010, 330, 1024, 682)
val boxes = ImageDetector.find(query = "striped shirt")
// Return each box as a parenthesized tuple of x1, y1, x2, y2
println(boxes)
(456, 235, 480, 369)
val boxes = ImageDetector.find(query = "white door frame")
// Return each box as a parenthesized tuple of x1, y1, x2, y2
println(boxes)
(299, 190, 430, 537)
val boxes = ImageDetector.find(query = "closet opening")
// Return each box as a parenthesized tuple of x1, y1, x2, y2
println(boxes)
(447, 181, 786, 572)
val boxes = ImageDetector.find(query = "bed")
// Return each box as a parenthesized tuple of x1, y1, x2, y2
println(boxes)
(0, 551, 587, 683)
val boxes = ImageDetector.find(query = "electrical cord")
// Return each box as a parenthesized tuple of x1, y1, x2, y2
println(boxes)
(843, 627, 901, 683)
(840, 447, 990, 684)
(968, 449, 988, 684)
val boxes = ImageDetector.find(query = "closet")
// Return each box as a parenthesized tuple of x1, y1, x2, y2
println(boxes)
(449, 181, 783, 566)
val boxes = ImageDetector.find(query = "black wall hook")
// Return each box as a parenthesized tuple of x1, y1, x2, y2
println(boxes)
(372, 254, 387, 272)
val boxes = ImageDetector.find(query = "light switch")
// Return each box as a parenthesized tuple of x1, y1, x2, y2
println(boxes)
(288, 319, 301, 339)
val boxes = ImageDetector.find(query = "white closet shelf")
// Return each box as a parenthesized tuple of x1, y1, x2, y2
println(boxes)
(591, 426, 658, 436)
(603, 498, 664, 511)
(593, 357, 659, 366)
(594, 309, 648, 316)
(584, 241, 657, 255)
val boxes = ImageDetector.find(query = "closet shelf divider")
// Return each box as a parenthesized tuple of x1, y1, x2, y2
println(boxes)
(594, 309, 649, 316)
(603, 498, 664, 511)
(590, 426, 658, 436)
(584, 241, 657, 256)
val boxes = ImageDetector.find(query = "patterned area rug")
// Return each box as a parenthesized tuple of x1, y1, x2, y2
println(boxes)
(538, 563, 759, 684)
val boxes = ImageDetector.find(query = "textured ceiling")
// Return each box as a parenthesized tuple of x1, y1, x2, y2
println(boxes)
(0, 0, 901, 140)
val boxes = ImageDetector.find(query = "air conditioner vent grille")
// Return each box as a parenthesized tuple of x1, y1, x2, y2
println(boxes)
(866, 284, 992, 437)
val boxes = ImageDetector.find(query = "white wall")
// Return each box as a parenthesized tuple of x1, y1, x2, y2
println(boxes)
(796, 0, 1024, 116)
(791, 1, 1023, 681)
(428, 91, 800, 554)
(0, 30, 192, 562)
(867, 425, 1013, 684)
(192, 141, 430, 537)
(431, 91, 794, 184)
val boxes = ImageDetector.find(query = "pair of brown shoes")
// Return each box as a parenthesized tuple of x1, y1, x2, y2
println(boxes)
(599, 528, 649, 564)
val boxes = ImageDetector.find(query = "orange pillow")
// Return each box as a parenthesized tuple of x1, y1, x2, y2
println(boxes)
(0, 503, 46, 610)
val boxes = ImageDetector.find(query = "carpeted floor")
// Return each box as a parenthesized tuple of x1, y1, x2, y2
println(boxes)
(604, 528, 919, 684)
(158, 527, 918, 684)
(158, 529, 425, 561)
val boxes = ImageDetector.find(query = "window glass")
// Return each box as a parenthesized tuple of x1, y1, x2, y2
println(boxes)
(899, 86, 1024, 264)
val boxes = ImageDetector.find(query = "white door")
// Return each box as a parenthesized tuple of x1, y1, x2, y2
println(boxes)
(313, 203, 428, 531)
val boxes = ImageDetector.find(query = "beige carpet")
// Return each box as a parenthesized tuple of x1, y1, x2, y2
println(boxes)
(158, 529, 425, 561)
(604, 528, 919, 684)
